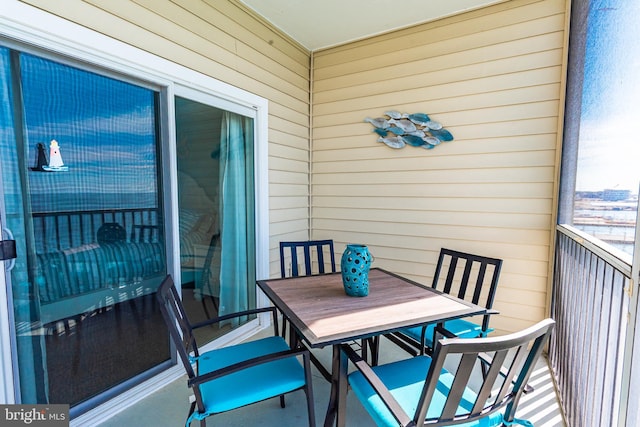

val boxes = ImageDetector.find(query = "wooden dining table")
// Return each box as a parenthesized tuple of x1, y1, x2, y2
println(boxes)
(257, 267, 491, 427)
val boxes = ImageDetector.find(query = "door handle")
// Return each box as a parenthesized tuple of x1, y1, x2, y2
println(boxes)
(1, 227, 17, 271)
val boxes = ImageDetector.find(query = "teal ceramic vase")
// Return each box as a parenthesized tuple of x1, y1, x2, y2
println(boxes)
(341, 244, 373, 297)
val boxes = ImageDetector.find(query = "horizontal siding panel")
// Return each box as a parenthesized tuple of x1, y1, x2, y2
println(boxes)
(269, 141, 308, 162)
(312, 151, 556, 172)
(387, 255, 549, 281)
(312, 196, 552, 215)
(314, 133, 558, 154)
(269, 170, 308, 186)
(269, 103, 309, 128)
(314, 36, 564, 97)
(313, 167, 555, 185)
(495, 288, 547, 308)
(312, 218, 550, 246)
(314, 108, 559, 142)
(317, 233, 550, 267)
(314, 67, 562, 116)
(269, 207, 308, 223)
(313, 82, 562, 128)
(315, 109, 558, 143)
(269, 218, 307, 237)
(496, 301, 547, 322)
(268, 183, 308, 198)
(313, 207, 550, 230)
(270, 115, 309, 139)
(313, 139, 553, 162)
(315, 31, 563, 92)
(314, 5, 564, 79)
(269, 196, 308, 211)
(269, 156, 308, 174)
(311, 182, 554, 198)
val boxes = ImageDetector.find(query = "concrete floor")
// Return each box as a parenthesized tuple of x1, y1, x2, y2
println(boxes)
(96, 332, 566, 427)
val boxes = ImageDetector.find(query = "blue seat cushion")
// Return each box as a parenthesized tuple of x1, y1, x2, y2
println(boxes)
(348, 356, 503, 427)
(196, 335, 306, 414)
(403, 319, 492, 347)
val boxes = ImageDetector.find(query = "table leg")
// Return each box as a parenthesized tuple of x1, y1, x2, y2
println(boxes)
(324, 344, 348, 427)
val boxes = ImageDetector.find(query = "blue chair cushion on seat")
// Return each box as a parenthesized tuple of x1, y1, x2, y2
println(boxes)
(348, 355, 503, 427)
(403, 319, 493, 348)
(197, 336, 307, 414)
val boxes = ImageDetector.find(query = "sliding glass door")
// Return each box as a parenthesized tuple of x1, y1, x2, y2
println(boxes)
(175, 95, 256, 346)
(0, 41, 263, 417)
(0, 47, 169, 409)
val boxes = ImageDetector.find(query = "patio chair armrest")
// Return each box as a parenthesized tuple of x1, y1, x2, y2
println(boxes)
(188, 346, 310, 388)
(191, 306, 278, 330)
(340, 344, 414, 427)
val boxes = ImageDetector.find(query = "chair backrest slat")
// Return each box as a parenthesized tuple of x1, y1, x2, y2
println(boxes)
(432, 248, 503, 332)
(495, 344, 528, 405)
(316, 243, 326, 274)
(441, 353, 478, 419)
(456, 259, 473, 299)
(416, 347, 450, 423)
(471, 263, 487, 303)
(291, 248, 300, 276)
(417, 318, 555, 425)
(471, 348, 509, 414)
(279, 240, 336, 278)
(303, 245, 312, 275)
(441, 255, 458, 295)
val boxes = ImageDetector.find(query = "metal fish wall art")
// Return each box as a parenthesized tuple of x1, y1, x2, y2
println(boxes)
(365, 110, 454, 150)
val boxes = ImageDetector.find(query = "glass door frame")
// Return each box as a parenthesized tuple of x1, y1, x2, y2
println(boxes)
(0, 216, 17, 405)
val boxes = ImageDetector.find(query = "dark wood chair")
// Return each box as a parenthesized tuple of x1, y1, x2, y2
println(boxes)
(343, 318, 555, 427)
(156, 275, 315, 426)
(386, 248, 503, 356)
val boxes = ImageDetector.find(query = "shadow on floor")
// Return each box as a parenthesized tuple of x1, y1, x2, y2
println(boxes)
(96, 330, 566, 427)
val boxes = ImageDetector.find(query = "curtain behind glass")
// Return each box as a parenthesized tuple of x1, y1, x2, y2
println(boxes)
(218, 111, 255, 319)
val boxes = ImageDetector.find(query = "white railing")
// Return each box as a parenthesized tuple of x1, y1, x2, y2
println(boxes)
(550, 225, 633, 426)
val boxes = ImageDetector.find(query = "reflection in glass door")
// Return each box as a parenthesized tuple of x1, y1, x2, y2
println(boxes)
(0, 47, 169, 411)
(175, 96, 256, 346)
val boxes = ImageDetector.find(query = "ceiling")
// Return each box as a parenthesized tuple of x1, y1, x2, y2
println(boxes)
(240, 0, 506, 51)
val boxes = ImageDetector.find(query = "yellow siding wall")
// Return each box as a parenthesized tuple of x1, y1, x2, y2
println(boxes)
(311, 0, 568, 333)
(19, 0, 313, 277)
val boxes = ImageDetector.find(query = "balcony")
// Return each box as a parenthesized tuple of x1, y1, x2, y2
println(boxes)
(82, 225, 640, 427)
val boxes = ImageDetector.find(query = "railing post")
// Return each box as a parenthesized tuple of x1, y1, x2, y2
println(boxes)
(620, 202, 640, 426)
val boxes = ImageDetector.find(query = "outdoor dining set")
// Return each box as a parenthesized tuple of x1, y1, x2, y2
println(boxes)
(156, 240, 555, 427)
